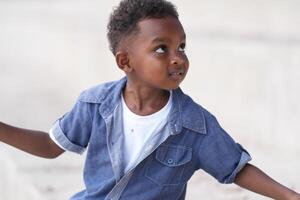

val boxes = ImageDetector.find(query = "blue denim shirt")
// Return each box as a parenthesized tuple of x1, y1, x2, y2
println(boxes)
(50, 77, 251, 200)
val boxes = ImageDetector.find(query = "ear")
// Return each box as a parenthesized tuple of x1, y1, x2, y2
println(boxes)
(115, 51, 132, 73)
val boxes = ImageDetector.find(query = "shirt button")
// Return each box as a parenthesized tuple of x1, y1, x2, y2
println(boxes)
(167, 158, 174, 164)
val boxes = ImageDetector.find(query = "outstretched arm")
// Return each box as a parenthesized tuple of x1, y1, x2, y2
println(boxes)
(0, 121, 64, 158)
(235, 163, 300, 200)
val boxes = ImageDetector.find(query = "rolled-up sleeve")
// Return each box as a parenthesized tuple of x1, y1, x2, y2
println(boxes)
(197, 112, 251, 184)
(49, 100, 93, 154)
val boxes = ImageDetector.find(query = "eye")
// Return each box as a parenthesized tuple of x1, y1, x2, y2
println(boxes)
(178, 43, 186, 52)
(155, 45, 167, 53)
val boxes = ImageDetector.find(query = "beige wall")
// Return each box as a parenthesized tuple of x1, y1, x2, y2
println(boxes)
(1, 0, 299, 149)
(0, 1, 299, 199)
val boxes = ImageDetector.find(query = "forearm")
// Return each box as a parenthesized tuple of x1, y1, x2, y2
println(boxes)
(0, 121, 64, 158)
(235, 163, 299, 200)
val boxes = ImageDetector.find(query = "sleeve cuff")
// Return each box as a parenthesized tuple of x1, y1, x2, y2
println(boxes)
(49, 120, 86, 154)
(224, 150, 252, 184)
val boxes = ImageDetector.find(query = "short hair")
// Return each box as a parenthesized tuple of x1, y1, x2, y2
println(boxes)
(107, 0, 179, 55)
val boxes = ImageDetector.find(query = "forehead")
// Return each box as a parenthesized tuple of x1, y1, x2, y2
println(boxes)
(135, 16, 186, 43)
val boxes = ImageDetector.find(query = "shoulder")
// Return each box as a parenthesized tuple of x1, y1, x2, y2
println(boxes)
(77, 77, 126, 103)
(181, 93, 206, 114)
(184, 96, 228, 138)
(174, 89, 224, 136)
(174, 89, 210, 134)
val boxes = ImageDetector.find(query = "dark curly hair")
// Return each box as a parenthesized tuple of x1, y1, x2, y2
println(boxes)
(107, 0, 179, 55)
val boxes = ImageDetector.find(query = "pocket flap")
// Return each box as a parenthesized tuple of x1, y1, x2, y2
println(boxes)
(155, 144, 192, 167)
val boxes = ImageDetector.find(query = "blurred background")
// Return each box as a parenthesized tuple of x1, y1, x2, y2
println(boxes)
(0, 0, 299, 199)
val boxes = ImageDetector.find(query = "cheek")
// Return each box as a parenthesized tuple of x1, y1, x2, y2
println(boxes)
(184, 57, 190, 70)
(145, 57, 166, 71)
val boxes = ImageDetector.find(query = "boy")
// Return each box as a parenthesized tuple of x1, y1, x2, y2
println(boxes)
(0, 0, 299, 199)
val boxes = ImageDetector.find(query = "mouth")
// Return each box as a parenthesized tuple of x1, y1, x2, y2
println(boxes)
(169, 71, 185, 79)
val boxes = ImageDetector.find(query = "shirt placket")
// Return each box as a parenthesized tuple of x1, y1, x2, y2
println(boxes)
(104, 91, 182, 200)
(105, 104, 124, 182)
(106, 123, 179, 200)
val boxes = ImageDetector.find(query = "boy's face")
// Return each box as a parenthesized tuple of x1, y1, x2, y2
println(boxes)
(122, 16, 189, 90)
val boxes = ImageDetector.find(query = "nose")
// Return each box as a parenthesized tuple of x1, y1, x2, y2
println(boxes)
(170, 52, 185, 66)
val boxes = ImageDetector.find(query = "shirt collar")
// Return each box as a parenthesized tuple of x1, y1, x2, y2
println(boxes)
(79, 77, 206, 135)
(169, 87, 207, 135)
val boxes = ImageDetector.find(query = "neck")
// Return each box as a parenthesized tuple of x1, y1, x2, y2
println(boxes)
(123, 81, 170, 116)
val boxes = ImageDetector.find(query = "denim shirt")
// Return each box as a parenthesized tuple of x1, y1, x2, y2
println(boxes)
(50, 77, 251, 200)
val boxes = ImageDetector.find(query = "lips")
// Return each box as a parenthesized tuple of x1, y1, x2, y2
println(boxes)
(170, 72, 183, 75)
(169, 70, 185, 80)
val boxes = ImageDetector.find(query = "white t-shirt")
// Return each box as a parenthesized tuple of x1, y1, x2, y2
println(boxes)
(121, 91, 172, 173)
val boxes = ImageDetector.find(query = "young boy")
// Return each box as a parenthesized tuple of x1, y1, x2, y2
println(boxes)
(0, 0, 299, 199)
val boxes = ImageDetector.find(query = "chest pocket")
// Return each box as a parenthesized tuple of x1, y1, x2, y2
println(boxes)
(145, 144, 192, 186)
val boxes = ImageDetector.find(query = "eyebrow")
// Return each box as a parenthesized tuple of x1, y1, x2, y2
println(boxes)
(150, 34, 186, 44)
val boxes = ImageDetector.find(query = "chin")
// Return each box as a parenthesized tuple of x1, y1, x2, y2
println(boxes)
(165, 84, 180, 91)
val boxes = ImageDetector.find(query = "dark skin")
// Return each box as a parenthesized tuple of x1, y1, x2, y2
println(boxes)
(1, 16, 299, 199)
(116, 17, 189, 115)
(0, 122, 64, 158)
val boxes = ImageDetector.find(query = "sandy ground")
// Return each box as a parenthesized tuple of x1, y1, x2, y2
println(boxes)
(0, 0, 300, 199)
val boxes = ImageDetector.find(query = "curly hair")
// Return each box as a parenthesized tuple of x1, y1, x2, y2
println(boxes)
(107, 0, 179, 55)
